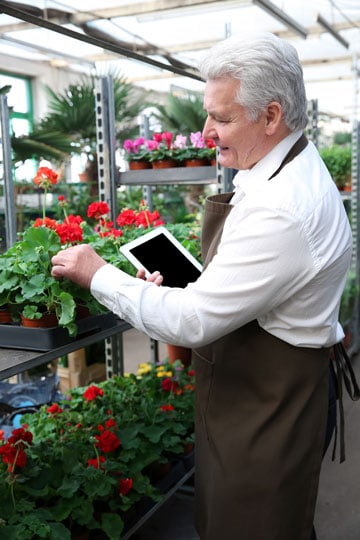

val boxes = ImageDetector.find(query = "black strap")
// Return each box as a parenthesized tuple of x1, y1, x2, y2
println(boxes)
(268, 134, 308, 180)
(331, 342, 360, 463)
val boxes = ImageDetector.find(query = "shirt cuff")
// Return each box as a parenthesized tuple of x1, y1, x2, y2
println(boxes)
(90, 264, 133, 310)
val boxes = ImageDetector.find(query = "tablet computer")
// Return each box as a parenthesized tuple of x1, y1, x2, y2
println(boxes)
(120, 226, 202, 288)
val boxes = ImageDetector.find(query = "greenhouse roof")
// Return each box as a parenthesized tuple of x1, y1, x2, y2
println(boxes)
(0, 0, 360, 122)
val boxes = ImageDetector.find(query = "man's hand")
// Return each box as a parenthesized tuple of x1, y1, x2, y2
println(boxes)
(51, 244, 107, 289)
(136, 268, 163, 286)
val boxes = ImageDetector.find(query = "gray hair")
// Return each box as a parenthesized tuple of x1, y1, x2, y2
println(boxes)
(198, 32, 308, 131)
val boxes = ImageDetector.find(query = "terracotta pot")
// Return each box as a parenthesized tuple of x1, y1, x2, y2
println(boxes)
(21, 312, 58, 328)
(166, 344, 192, 366)
(78, 172, 89, 183)
(184, 158, 209, 167)
(128, 160, 151, 170)
(151, 159, 177, 169)
(0, 308, 12, 324)
(210, 158, 217, 166)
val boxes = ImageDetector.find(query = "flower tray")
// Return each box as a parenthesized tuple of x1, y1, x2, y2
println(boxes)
(0, 312, 119, 351)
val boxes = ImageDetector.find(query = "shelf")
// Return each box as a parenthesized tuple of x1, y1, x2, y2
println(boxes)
(118, 165, 217, 186)
(0, 318, 131, 381)
(121, 464, 195, 540)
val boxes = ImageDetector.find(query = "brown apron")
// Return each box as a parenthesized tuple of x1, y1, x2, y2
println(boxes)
(193, 135, 330, 540)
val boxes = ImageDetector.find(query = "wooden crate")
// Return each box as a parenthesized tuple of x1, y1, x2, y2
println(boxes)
(58, 348, 106, 392)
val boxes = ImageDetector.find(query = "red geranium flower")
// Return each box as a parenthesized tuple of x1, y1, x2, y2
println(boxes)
(116, 208, 137, 227)
(87, 456, 106, 469)
(87, 201, 110, 220)
(160, 404, 175, 412)
(7, 428, 33, 447)
(161, 377, 179, 393)
(83, 385, 104, 401)
(95, 430, 121, 453)
(47, 404, 63, 415)
(33, 217, 57, 229)
(33, 167, 59, 189)
(55, 221, 83, 244)
(119, 477, 133, 496)
(0, 444, 27, 471)
(105, 418, 117, 429)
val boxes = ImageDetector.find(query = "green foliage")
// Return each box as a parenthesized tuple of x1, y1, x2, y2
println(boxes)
(11, 127, 74, 164)
(333, 131, 351, 145)
(0, 197, 202, 335)
(11, 72, 148, 167)
(0, 361, 195, 539)
(41, 73, 146, 146)
(320, 145, 351, 188)
(152, 92, 206, 134)
(340, 270, 358, 326)
(0, 226, 103, 335)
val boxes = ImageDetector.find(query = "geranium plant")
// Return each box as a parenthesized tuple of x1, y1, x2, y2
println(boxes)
(0, 360, 195, 539)
(0, 166, 202, 335)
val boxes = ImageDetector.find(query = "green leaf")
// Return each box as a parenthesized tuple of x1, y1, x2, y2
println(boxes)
(57, 292, 76, 326)
(48, 522, 71, 540)
(101, 512, 124, 540)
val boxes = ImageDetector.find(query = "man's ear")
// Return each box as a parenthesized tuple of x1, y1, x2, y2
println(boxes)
(264, 101, 283, 135)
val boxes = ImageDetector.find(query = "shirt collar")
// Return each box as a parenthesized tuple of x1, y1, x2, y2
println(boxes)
(232, 130, 303, 195)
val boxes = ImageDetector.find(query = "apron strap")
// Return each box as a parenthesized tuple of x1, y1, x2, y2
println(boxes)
(268, 134, 308, 180)
(331, 342, 360, 463)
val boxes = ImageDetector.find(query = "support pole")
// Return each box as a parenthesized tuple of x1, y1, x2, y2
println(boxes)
(0, 94, 17, 248)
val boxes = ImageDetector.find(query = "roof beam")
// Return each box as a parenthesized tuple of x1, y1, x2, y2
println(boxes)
(71, 0, 250, 22)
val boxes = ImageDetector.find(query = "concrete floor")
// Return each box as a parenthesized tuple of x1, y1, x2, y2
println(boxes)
(122, 329, 360, 540)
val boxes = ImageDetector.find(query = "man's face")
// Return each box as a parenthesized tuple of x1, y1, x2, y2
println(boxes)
(202, 78, 270, 170)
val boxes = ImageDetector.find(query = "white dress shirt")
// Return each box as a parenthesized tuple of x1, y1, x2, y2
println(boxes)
(91, 131, 352, 349)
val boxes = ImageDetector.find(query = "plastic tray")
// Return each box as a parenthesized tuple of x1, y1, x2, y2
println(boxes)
(0, 312, 119, 351)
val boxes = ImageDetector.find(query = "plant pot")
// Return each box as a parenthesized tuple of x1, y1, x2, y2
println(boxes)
(166, 344, 192, 366)
(0, 307, 12, 324)
(21, 312, 58, 328)
(151, 159, 177, 169)
(78, 172, 89, 182)
(129, 160, 152, 170)
(184, 158, 209, 167)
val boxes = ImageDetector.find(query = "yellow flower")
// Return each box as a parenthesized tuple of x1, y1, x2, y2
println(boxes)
(156, 370, 173, 378)
(137, 363, 152, 375)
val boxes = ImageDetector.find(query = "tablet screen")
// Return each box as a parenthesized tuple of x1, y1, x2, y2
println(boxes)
(126, 232, 202, 288)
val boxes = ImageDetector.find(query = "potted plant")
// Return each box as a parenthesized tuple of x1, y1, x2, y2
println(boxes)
(147, 131, 177, 168)
(0, 168, 106, 335)
(0, 167, 202, 339)
(173, 132, 216, 166)
(122, 137, 152, 170)
(0, 360, 195, 539)
(320, 145, 352, 191)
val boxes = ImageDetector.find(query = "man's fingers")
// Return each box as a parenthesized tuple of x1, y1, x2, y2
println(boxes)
(136, 269, 163, 286)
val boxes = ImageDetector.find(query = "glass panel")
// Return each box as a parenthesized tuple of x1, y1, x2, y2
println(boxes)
(11, 118, 31, 137)
(0, 75, 30, 114)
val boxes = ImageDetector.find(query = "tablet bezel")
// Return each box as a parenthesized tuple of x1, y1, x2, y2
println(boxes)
(119, 226, 203, 283)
